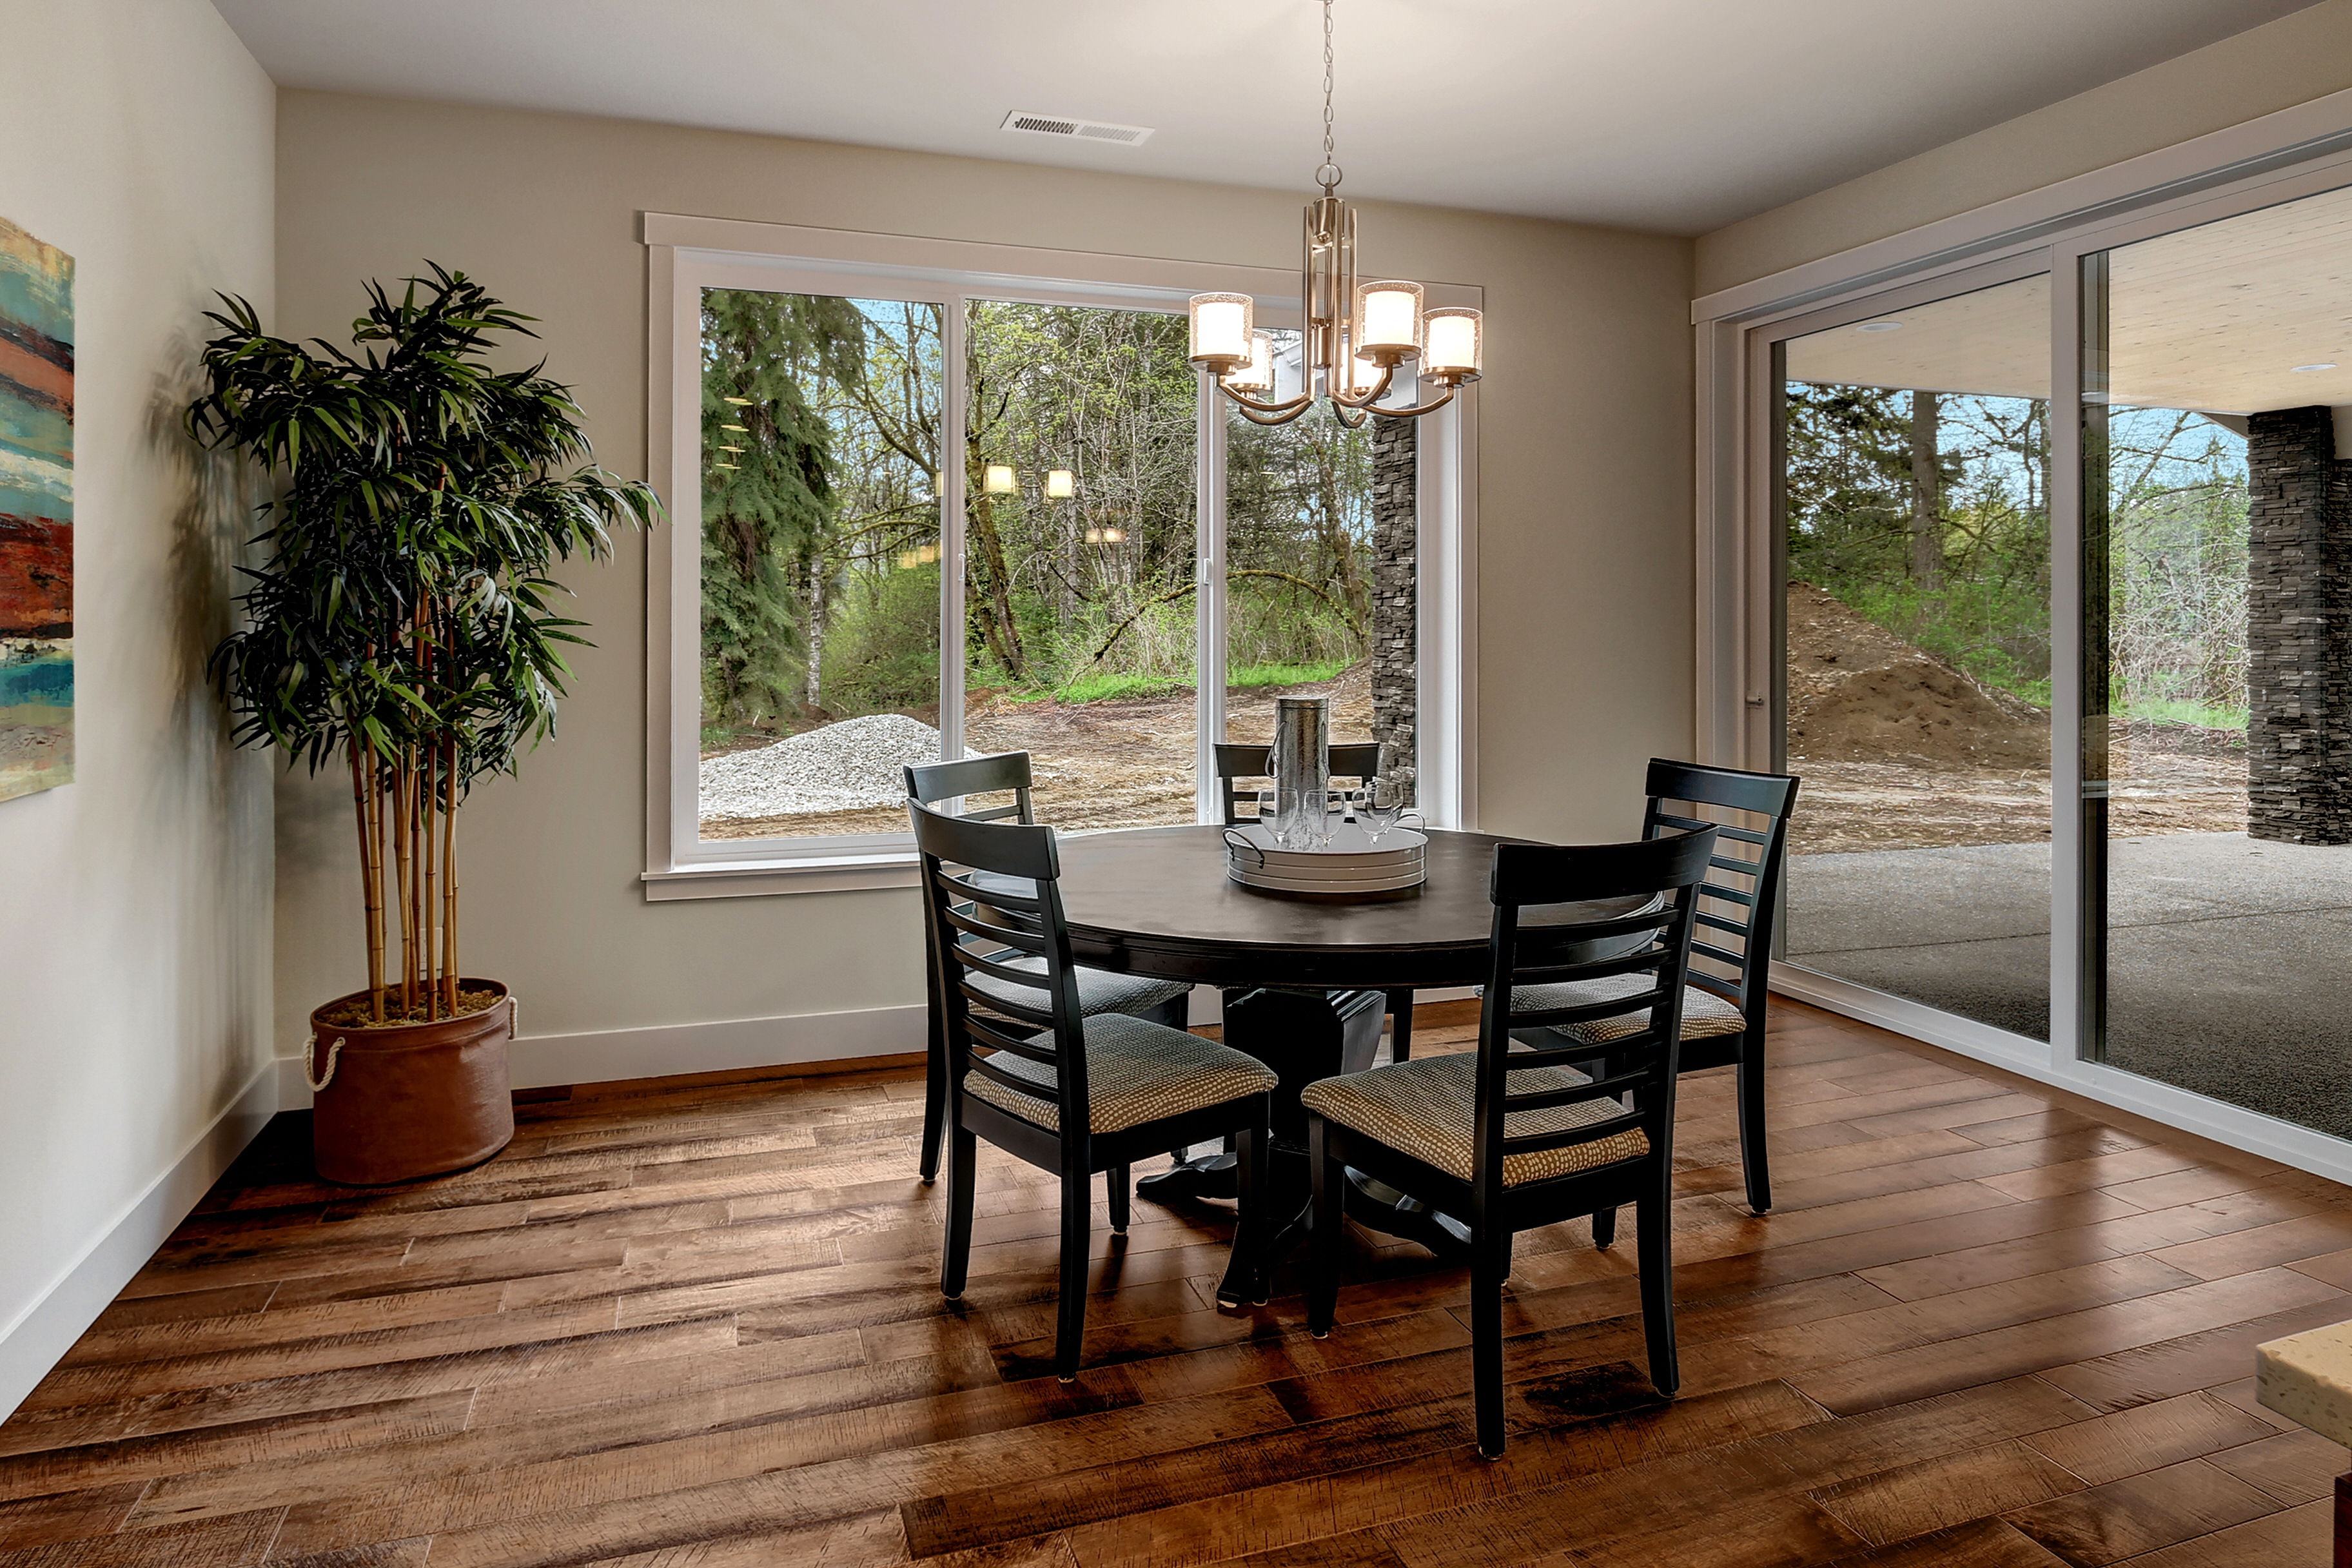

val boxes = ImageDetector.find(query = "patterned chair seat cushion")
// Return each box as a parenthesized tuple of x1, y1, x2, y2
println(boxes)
(1508, 972, 1745, 1046)
(964, 1012, 1278, 1134)
(965, 955, 1191, 1021)
(1300, 1053, 1649, 1187)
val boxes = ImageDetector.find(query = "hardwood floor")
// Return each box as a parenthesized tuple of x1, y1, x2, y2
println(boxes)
(3, 999, 2347, 1566)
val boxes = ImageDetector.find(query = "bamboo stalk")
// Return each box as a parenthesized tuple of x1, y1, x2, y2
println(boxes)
(367, 741, 386, 1020)
(394, 746, 415, 1019)
(409, 748, 425, 1012)
(422, 740, 439, 1023)
(348, 736, 384, 1023)
(442, 735, 459, 1015)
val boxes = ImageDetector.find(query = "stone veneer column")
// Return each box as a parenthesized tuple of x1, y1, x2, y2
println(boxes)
(1369, 416, 1417, 781)
(2244, 404, 2352, 843)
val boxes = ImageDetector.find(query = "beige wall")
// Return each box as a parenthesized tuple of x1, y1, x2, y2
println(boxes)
(1698, 0, 2352, 298)
(0, 1, 275, 1416)
(271, 92, 1696, 1064)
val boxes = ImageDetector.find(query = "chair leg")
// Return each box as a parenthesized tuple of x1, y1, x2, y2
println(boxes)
(918, 1008, 948, 1184)
(1386, 988, 1415, 1063)
(1472, 1221, 1510, 1459)
(941, 1124, 975, 1299)
(1636, 1189, 1680, 1398)
(1055, 1168, 1092, 1383)
(1591, 1050, 1626, 1250)
(1108, 1164, 1131, 1235)
(1736, 1033, 1772, 1215)
(1308, 1118, 1342, 1335)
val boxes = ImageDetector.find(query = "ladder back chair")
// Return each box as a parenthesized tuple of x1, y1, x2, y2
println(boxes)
(911, 800, 1278, 1378)
(1213, 740, 1415, 1064)
(1304, 828, 1719, 1458)
(1533, 760, 1799, 1245)
(906, 752, 1191, 1184)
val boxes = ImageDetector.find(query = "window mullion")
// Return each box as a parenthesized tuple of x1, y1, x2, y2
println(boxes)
(1194, 367, 1227, 822)
(941, 293, 969, 762)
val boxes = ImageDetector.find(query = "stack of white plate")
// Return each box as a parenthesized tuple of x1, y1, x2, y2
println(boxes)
(1225, 821, 1427, 897)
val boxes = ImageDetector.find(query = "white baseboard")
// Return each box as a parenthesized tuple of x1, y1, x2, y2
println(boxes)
(276, 1000, 932, 1106)
(0, 1057, 281, 1425)
(271, 984, 1482, 1108)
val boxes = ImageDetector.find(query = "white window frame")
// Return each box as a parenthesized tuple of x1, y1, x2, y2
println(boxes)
(641, 212, 1478, 899)
(1693, 90, 2352, 1184)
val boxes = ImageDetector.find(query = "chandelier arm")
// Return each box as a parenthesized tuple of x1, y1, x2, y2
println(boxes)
(1218, 385, 1316, 416)
(1233, 400, 1313, 427)
(1328, 400, 1372, 430)
(1325, 362, 1398, 409)
(1364, 386, 1459, 419)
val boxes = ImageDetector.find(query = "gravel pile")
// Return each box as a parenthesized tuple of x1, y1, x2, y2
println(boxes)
(700, 712, 942, 819)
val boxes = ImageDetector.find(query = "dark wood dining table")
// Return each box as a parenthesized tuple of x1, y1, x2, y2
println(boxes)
(1049, 823, 1650, 1304)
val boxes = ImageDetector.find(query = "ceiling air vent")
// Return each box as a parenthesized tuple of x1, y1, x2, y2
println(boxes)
(1001, 111, 1153, 146)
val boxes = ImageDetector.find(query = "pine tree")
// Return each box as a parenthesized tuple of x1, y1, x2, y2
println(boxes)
(700, 289, 867, 730)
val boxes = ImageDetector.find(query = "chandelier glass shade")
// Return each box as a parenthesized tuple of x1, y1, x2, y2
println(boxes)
(1188, 0, 1481, 427)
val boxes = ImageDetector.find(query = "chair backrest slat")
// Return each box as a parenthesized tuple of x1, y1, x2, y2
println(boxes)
(1213, 740, 1386, 827)
(1471, 831, 1718, 1198)
(906, 752, 1037, 825)
(908, 798, 1092, 1154)
(1639, 760, 1800, 1019)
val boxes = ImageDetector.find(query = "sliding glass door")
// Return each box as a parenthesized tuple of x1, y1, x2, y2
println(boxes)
(2079, 181, 2352, 1136)
(1741, 151, 2352, 1165)
(1775, 270, 2055, 1039)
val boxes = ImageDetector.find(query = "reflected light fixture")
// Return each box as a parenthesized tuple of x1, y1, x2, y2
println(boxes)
(1045, 469, 1076, 498)
(1856, 321, 1903, 333)
(2292, 362, 2338, 372)
(983, 464, 1017, 494)
(1188, 0, 1480, 427)
(723, 396, 752, 406)
(1084, 525, 1126, 545)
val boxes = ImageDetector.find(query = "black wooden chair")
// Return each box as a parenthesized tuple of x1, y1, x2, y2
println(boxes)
(1531, 760, 1799, 1245)
(1304, 828, 1718, 1458)
(906, 752, 1191, 1184)
(1212, 740, 1415, 1065)
(911, 799, 1279, 1379)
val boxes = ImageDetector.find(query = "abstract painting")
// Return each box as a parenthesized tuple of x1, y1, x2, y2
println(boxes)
(0, 215, 73, 803)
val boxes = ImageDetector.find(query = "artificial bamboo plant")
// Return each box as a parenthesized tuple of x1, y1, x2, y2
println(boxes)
(191, 266, 659, 1024)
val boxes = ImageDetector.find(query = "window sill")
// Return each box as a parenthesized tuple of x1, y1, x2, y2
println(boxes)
(642, 851, 919, 901)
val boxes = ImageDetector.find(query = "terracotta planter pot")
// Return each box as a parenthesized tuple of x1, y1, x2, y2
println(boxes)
(306, 981, 516, 1185)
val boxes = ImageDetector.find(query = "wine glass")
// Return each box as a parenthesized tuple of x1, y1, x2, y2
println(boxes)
(1359, 773, 1411, 843)
(1253, 788, 1283, 845)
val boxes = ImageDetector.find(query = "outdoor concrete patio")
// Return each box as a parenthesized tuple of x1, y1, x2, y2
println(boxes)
(1787, 830, 2352, 1136)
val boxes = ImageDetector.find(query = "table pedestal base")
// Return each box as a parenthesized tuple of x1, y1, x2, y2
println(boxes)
(1131, 985, 1471, 1304)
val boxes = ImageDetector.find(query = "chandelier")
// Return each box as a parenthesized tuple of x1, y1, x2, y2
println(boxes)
(1188, 0, 1483, 427)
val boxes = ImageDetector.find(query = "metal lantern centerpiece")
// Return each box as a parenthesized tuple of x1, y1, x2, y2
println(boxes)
(1226, 696, 1426, 899)
(1188, 0, 1484, 430)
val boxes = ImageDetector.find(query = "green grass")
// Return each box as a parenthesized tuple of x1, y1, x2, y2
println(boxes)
(1050, 671, 1191, 705)
(2119, 696, 2248, 730)
(1229, 659, 1353, 690)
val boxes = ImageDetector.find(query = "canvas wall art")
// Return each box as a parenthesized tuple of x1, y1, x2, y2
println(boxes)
(0, 215, 73, 803)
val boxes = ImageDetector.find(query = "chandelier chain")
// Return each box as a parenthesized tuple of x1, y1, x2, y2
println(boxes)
(1317, 0, 1340, 193)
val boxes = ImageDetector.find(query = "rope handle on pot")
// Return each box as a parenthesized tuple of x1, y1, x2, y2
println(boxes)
(305, 1032, 345, 1093)
(306, 991, 518, 1097)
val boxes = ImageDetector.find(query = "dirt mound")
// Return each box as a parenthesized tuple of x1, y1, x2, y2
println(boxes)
(1788, 582, 2048, 769)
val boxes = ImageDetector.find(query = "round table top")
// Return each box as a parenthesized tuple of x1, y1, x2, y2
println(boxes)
(1052, 823, 1647, 991)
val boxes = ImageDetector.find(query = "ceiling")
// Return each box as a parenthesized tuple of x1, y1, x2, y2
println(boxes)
(1784, 181, 2352, 415)
(208, 0, 2320, 235)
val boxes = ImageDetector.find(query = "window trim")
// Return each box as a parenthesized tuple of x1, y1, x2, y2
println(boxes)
(1692, 117, 2352, 1185)
(641, 212, 1479, 897)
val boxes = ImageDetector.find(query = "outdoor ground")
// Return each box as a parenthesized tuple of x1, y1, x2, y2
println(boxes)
(698, 664, 1376, 841)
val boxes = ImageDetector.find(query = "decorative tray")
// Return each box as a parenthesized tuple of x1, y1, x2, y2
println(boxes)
(1224, 821, 1427, 899)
